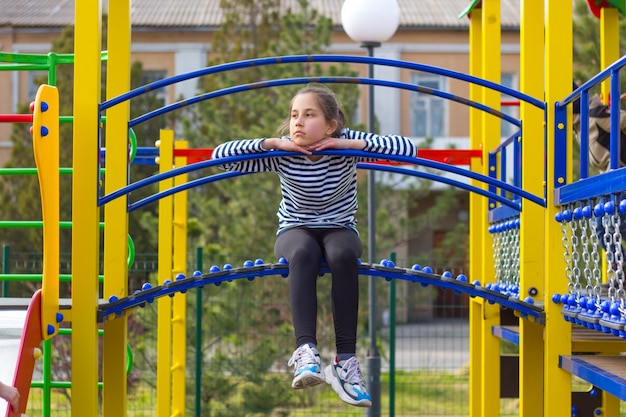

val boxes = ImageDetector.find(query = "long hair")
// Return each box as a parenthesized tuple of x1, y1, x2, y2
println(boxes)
(277, 84, 347, 137)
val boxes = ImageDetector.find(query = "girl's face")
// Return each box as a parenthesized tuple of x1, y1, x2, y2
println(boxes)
(289, 92, 337, 147)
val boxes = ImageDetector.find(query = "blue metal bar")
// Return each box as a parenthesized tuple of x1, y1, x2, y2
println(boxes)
(128, 76, 520, 129)
(553, 100, 569, 189)
(558, 54, 626, 108)
(579, 89, 590, 179)
(100, 54, 545, 111)
(488, 152, 498, 210)
(513, 130, 522, 189)
(128, 171, 245, 212)
(98, 150, 544, 209)
(500, 147, 507, 198)
(98, 263, 545, 322)
(128, 161, 523, 212)
(609, 70, 622, 170)
(492, 129, 520, 153)
(555, 167, 626, 205)
(362, 164, 523, 210)
(488, 206, 521, 223)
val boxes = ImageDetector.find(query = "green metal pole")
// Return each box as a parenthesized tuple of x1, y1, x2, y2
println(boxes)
(195, 247, 203, 417)
(389, 252, 396, 417)
(2, 245, 9, 296)
(42, 339, 52, 417)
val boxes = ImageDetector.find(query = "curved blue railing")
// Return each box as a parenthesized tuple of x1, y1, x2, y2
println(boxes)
(101, 54, 545, 112)
(555, 54, 626, 204)
(128, 76, 521, 128)
(98, 54, 548, 215)
(98, 260, 545, 323)
(97, 150, 545, 211)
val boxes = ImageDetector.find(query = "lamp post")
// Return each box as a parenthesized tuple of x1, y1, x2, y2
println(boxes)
(341, 1, 400, 416)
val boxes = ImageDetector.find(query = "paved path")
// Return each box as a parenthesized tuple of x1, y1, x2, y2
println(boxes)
(381, 318, 470, 371)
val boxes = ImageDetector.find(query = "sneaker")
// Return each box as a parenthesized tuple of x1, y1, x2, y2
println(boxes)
(287, 345, 326, 389)
(324, 356, 372, 407)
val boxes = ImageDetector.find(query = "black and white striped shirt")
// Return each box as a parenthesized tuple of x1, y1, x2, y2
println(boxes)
(212, 128, 417, 235)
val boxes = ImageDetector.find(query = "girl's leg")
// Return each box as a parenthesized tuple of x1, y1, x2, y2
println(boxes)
(275, 227, 323, 347)
(322, 228, 362, 355)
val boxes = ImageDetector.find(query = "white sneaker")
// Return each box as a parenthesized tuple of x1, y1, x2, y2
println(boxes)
(287, 345, 326, 389)
(324, 356, 372, 407)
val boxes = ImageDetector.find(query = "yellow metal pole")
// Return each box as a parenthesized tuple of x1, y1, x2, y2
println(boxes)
(157, 130, 174, 417)
(71, 1, 102, 416)
(598, 7, 620, 416)
(480, 1, 501, 415)
(545, 0, 573, 416)
(518, 1, 546, 416)
(599, 7, 619, 103)
(467, 8, 484, 417)
(102, 0, 131, 416)
(172, 140, 189, 417)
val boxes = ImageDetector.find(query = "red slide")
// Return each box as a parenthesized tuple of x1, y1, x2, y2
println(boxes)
(1, 290, 43, 417)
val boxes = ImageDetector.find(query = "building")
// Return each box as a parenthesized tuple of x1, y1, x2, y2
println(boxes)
(0, 0, 522, 161)
(0, 0, 523, 321)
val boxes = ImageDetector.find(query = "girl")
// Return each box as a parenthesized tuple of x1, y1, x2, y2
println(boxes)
(212, 84, 417, 407)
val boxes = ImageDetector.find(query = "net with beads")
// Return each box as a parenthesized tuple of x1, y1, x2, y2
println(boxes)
(556, 197, 626, 338)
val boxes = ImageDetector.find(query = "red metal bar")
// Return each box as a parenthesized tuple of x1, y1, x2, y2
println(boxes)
(173, 147, 482, 165)
(0, 114, 34, 123)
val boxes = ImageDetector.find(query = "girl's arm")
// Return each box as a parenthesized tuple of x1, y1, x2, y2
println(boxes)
(344, 128, 417, 157)
(212, 139, 268, 158)
(211, 139, 275, 173)
(0, 381, 19, 412)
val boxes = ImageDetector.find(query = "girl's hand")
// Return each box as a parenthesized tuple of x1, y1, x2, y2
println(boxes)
(307, 137, 365, 151)
(263, 138, 312, 155)
(0, 383, 19, 412)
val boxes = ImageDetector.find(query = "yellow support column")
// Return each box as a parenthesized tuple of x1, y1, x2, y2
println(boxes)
(172, 140, 189, 417)
(545, 0, 573, 416)
(467, 7, 484, 417)
(157, 130, 175, 417)
(71, 1, 102, 416)
(480, 1, 502, 415)
(599, 7, 619, 103)
(598, 8, 620, 416)
(102, 1, 131, 416)
(518, 1, 545, 417)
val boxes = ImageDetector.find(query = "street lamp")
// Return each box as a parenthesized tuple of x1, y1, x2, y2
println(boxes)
(341, 1, 400, 416)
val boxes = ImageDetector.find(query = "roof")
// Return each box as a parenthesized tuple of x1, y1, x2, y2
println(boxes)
(0, 0, 521, 29)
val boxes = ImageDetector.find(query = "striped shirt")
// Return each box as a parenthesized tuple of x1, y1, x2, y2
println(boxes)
(212, 128, 417, 235)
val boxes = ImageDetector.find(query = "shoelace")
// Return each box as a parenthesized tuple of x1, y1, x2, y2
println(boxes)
(339, 357, 363, 385)
(288, 345, 317, 368)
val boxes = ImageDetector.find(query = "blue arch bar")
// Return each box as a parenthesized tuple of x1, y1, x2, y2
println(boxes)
(97, 150, 545, 211)
(98, 262, 544, 323)
(100, 54, 545, 111)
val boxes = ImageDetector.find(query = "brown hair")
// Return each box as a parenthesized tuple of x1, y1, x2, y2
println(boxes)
(277, 84, 347, 137)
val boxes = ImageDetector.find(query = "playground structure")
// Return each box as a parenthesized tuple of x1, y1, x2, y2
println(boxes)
(1, 1, 626, 417)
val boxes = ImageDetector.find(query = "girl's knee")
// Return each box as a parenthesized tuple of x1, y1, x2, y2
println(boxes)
(326, 249, 359, 266)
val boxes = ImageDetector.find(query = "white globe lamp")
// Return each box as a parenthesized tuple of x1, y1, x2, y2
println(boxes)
(341, 0, 400, 44)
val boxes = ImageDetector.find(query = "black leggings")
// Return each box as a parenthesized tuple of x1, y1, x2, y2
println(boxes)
(274, 227, 362, 355)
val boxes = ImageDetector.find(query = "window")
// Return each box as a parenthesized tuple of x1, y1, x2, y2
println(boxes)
(500, 73, 518, 139)
(410, 74, 446, 138)
(140, 70, 168, 107)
